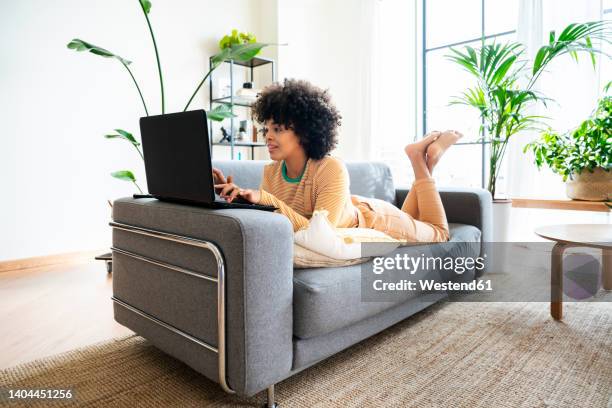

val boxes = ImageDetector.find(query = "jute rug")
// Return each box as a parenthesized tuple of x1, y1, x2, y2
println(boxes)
(1, 301, 611, 407)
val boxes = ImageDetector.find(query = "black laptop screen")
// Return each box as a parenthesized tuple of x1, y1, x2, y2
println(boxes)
(139, 109, 215, 203)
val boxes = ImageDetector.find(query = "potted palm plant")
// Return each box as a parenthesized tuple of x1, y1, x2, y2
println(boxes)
(525, 83, 611, 201)
(447, 21, 611, 240)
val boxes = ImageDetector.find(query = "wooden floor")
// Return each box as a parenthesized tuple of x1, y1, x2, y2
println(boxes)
(0, 260, 133, 369)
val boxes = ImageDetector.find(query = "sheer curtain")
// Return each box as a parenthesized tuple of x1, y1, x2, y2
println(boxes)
(356, 0, 383, 161)
(503, 0, 543, 199)
(367, 0, 419, 187)
(506, 0, 605, 199)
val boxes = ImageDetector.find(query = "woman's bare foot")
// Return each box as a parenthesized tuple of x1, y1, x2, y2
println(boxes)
(426, 130, 463, 172)
(404, 132, 442, 180)
(404, 131, 441, 160)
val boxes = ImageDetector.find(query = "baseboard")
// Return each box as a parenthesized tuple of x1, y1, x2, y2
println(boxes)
(0, 250, 106, 273)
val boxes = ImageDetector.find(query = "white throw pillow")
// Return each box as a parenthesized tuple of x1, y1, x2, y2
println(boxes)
(294, 210, 400, 261)
(293, 244, 370, 269)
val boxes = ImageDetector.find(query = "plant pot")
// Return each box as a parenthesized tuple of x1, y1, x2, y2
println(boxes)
(492, 199, 512, 242)
(565, 167, 611, 201)
(490, 199, 512, 273)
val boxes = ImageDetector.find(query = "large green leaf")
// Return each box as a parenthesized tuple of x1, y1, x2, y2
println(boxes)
(104, 129, 140, 147)
(210, 47, 232, 70)
(532, 21, 610, 76)
(446, 48, 479, 77)
(140, 0, 152, 14)
(447, 42, 523, 91)
(585, 36, 596, 68)
(226, 42, 269, 61)
(67, 38, 131, 65)
(207, 104, 237, 121)
(111, 170, 136, 182)
(211, 42, 272, 69)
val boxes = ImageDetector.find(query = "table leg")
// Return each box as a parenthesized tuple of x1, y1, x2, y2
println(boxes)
(603, 248, 612, 290)
(551, 242, 567, 320)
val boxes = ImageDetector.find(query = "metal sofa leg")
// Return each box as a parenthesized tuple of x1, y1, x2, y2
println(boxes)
(264, 384, 279, 408)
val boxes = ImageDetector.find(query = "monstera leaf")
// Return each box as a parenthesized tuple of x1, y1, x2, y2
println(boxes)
(67, 39, 132, 65)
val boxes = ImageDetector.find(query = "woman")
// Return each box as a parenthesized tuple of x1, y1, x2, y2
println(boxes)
(213, 79, 462, 243)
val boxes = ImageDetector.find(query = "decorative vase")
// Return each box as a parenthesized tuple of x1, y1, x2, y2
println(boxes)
(565, 167, 611, 201)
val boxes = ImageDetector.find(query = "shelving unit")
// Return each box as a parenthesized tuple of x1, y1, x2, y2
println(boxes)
(208, 56, 275, 160)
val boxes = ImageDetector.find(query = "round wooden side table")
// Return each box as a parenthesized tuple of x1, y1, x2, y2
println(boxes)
(535, 224, 612, 320)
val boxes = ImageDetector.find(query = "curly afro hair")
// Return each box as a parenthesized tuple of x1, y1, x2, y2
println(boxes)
(251, 78, 342, 160)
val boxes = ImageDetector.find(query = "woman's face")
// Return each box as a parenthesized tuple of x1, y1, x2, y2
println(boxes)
(263, 119, 304, 161)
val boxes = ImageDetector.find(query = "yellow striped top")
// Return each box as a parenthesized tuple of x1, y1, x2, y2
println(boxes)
(258, 156, 359, 231)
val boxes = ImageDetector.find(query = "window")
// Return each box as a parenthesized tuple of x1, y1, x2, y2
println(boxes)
(369, 0, 419, 188)
(422, 0, 518, 188)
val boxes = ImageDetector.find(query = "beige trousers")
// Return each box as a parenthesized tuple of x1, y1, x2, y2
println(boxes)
(351, 177, 450, 243)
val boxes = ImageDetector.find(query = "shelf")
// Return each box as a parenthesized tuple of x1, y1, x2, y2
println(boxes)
(209, 54, 274, 160)
(511, 198, 610, 212)
(211, 96, 256, 107)
(212, 141, 267, 147)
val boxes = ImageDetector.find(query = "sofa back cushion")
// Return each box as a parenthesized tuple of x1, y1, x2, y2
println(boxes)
(211, 159, 396, 203)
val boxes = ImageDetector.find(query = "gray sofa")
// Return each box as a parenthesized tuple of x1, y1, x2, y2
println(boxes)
(110, 160, 492, 407)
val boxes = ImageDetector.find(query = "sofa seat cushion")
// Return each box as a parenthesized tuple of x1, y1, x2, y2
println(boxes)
(292, 223, 481, 339)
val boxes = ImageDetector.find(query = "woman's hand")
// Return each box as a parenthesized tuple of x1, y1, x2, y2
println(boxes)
(212, 167, 227, 192)
(214, 174, 262, 204)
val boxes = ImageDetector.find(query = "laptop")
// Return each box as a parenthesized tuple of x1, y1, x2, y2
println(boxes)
(139, 109, 277, 211)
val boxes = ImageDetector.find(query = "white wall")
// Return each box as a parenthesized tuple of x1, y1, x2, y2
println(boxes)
(0, 0, 272, 261)
(276, 0, 420, 186)
(276, 0, 371, 160)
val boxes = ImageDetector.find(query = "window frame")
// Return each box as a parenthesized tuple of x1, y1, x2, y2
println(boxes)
(422, 0, 517, 188)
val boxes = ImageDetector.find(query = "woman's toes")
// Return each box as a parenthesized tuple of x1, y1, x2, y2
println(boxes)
(404, 131, 441, 157)
(442, 129, 464, 142)
(426, 129, 464, 168)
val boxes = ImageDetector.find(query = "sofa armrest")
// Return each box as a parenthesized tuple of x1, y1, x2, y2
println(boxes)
(111, 197, 294, 396)
(395, 186, 492, 269)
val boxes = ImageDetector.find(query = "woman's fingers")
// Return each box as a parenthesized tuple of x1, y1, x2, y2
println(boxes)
(212, 167, 226, 184)
(221, 184, 236, 198)
(214, 183, 235, 198)
(223, 176, 236, 200)
(228, 187, 242, 202)
(213, 181, 259, 204)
